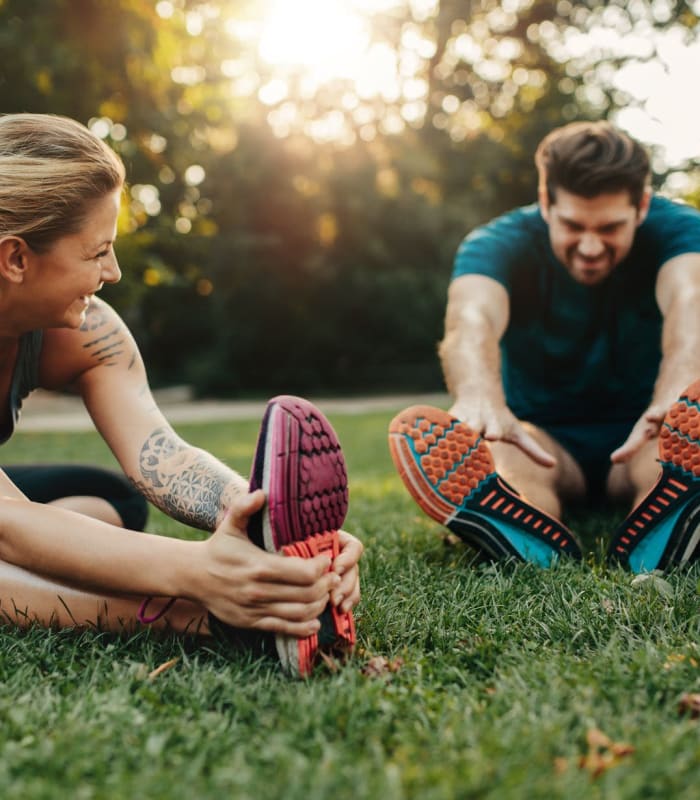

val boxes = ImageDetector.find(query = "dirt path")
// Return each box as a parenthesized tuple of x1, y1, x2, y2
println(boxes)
(17, 387, 450, 432)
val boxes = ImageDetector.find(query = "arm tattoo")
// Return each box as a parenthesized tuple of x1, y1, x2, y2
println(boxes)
(80, 301, 137, 369)
(129, 427, 244, 531)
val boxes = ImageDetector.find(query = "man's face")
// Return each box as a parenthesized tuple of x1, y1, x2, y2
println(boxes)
(540, 187, 650, 286)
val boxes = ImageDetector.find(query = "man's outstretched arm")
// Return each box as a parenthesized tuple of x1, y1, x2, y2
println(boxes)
(612, 252, 700, 463)
(439, 273, 555, 466)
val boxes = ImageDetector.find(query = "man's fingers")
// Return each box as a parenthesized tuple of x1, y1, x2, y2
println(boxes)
(508, 429, 556, 467)
(516, 436, 557, 467)
(257, 596, 330, 623)
(644, 405, 666, 425)
(611, 416, 662, 464)
(611, 431, 645, 463)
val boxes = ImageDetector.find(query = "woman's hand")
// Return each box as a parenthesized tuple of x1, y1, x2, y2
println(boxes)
(330, 530, 363, 614)
(199, 490, 341, 637)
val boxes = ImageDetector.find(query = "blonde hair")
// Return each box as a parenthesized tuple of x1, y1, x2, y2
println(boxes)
(0, 113, 125, 252)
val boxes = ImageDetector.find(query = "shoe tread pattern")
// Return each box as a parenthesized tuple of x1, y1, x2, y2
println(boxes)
(609, 379, 700, 568)
(389, 406, 579, 559)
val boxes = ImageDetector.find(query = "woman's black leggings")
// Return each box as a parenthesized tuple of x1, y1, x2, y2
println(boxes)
(2, 464, 149, 531)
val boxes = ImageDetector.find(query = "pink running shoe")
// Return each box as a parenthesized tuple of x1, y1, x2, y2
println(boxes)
(141, 396, 356, 676)
(228, 395, 355, 677)
(247, 395, 348, 551)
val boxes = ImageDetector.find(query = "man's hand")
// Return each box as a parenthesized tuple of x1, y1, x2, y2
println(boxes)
(199, 490, 342, 637)
(610, 403, 667, 463)
(449, 398, 556, 468)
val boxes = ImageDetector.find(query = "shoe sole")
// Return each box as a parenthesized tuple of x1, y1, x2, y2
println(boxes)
(388, 406, 581, 566)
(250, 396, 348, 550)
(608, 380, 700, 572)
(249, 395, 354, 676)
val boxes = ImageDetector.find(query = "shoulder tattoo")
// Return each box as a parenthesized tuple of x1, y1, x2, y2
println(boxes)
(80, 301, 136, 369)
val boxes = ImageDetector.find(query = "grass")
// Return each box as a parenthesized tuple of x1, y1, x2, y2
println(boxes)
(1, 409, 699, 799)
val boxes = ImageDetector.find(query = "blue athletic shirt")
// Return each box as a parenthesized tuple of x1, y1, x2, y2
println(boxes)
(452, 195, 700, 426)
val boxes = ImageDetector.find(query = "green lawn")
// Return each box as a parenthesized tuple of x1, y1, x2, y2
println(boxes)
(1, 410, 699, 799)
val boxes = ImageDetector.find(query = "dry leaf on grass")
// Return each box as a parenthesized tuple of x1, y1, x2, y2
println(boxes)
(601, 597, 614, 614)
(553, 757, 569, 775)
(578, 728, 635, 779)
(555, 728, 634, 779)
(630, 572, 673, 598)
(678, 693, 700, 718)
(361, 655, 404, 677)
(148, 657, 180, 680)
(318, 650, 341, 673)
(664, 653, 699, 670)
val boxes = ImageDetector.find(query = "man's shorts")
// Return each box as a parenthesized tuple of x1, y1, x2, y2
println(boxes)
(539, 419, 636, 500)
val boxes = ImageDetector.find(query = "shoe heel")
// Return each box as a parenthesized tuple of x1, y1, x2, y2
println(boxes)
(280, 531, 356, 676)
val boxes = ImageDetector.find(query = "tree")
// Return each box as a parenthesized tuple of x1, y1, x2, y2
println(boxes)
(0, 0, 697, 394)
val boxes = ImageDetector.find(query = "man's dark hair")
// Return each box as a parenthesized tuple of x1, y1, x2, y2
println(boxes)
(535, 121, 650, 208)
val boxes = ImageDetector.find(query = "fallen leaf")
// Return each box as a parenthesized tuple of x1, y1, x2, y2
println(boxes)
(610, 742, 636, 757)
(318, 650, 341, 673)
(148, 657, 179, 680)
(678, 693, 700, 719)
(553, 757, 569, 775)
(576, 728, 635, 779)
(601, 597, 614, 614)
(361, 655, 404, 677)
(631, 573, 673, 599)
(586, 728, 612, 749)
(663, 653, 700, 670)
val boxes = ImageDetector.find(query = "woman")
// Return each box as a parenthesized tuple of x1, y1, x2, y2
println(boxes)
(0, 113, 361, 677)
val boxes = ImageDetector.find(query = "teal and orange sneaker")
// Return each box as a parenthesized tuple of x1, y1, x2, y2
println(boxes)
(607, 380, 700, 573)
(388, 406, 581, 566)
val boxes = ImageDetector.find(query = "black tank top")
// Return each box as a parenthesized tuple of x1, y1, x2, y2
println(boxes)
(1, 330, 43, 444)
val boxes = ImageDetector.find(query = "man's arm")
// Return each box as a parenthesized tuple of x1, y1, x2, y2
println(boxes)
(612, 252, 700, 462)
(439, 273, 555, 465)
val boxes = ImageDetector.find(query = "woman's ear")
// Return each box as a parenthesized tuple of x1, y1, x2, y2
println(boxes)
(0, 236, 30, 283)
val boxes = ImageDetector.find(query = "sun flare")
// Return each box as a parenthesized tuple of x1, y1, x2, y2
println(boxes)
(259, 0, 371, 78)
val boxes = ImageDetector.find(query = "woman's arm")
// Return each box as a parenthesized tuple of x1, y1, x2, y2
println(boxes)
(0, 490, 339, 635)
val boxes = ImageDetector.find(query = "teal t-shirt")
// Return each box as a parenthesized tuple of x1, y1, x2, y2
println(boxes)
(452, 195, 700, 425)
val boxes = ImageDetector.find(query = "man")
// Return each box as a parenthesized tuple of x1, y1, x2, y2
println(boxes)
(389, 121, 700, 573)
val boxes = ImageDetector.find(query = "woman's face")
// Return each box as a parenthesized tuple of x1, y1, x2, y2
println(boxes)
(28, 189, 122, 329)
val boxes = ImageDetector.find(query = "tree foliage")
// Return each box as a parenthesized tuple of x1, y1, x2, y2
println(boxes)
(0, 0, 697, 395)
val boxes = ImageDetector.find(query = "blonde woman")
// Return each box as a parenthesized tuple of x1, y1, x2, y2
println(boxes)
(0, 113, 361, 677)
